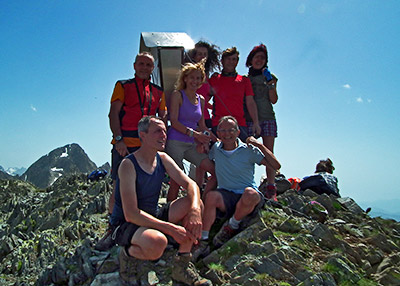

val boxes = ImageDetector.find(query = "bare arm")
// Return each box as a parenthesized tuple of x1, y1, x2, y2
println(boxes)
(118, 158, 193, 243)
(245, 96, 261, 136)
(109, 100, 129, 156)
(160, 152, 203, 240)
(246, 136, 281, 171)
(268, 78, 278, 104)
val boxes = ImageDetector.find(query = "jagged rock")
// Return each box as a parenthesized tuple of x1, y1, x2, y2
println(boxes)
(374, 266, 400, 285)
(298, 272, 337, 286)
(325, 256, 361, 284)
(311, 223, 341, 249)
(367, 232, 399, 253)
(90, 272, 120, 286)
(336, 197, 364, 215)
(1, 171, 400, 286)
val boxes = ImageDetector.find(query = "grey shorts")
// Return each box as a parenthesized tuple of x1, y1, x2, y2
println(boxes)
(112, 203, 170, 247)
(165, 139, 208, 169)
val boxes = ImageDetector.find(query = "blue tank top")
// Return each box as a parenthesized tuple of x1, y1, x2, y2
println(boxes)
(111, 153, 166, 226)
(167, 90, 202, 143)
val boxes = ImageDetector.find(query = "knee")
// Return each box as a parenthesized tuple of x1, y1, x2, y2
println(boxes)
(242, 188, 261, 206)
(145, 233, 168, 260)
(205, 191, 221, 207)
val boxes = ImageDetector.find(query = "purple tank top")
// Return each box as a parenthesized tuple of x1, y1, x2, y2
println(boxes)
(167, 90, 202, 143)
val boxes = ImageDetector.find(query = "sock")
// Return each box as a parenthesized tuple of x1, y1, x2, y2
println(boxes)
(229, 216, 241, 230)
(201, 231, 209, 240)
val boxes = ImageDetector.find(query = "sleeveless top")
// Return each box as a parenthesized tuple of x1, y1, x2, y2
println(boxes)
(110, 153, 166, 226)
(245, 73, 276, 121)
(167, 90, 202, 143)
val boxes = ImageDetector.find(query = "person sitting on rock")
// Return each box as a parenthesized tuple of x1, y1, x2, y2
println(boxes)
(193, 116, 281, 260)
(110, 116, 212, 286)
(299, 158, 340, 197)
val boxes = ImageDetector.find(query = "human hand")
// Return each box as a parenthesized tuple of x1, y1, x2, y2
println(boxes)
(194, 131, 210, 145)
(252, 124, 261, 137)
(246, 136, 261, 148)
(115, 141, 129, 157)
(170, 224, 196, 245)
(183, 207, 203, 241)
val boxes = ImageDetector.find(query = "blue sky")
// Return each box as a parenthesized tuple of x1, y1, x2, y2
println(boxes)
(1, 1, 399, 210)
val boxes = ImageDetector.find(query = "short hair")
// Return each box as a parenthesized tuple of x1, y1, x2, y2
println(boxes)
(246, 44, 268, 68)
(134, 52, 154, 64)
(174, 60, 206, 91)
(218, 116, 239, 130)
(193, 40, 221, 75)
(137, 115, 162, 139)
(315, 158, 335, 174)
(222, 47, 239, 61)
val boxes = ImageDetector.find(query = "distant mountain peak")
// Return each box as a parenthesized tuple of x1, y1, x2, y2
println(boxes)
(22, 143, 97, 188)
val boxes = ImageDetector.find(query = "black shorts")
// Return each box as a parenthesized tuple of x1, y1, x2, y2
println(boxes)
(215, 188, 263, 219)
(111, 146, 140, 180)
(215, 189, 243, 219)
(112, 202, 171, 247)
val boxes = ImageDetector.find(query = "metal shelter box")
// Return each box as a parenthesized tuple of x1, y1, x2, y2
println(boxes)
(139, 32, 195, 105)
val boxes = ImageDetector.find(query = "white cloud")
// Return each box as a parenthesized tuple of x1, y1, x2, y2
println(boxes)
(343, 84, 351, 89)
(356, 97, 363, 103)
(30, 105, 37, 112)
(298, 3, 306, 14)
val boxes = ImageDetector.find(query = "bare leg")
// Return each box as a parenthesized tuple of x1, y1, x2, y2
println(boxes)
(167, 179, 180, 202)
(128, 227, 168, 260)
(199, 159, 217, 200)
(233, 187, 261, 220)
(202, 191, 226, 231)
(262, 136, 276, 184)
(108, 180, 116, 214)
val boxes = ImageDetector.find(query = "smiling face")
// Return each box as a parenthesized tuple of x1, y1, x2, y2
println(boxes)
(141, 118, 167, 151)
(251, 51, 267, 70)
(134, 55, 154, 79)
(194, 46, 208, 63)
(222, 53, 239, 73)
(184, 70, 203, 91)
(217, 118, 240, 149)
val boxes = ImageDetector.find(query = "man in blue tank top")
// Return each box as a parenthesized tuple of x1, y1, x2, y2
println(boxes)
(111, 116, 212, 286)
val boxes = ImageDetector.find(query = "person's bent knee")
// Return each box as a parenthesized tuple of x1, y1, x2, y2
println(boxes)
(242, 188, 261, 205)
(144, 232, 168, 260)
(205, 191, 222, 206)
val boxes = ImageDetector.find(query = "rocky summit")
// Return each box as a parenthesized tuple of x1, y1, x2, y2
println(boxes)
(0, 174, 399, 286)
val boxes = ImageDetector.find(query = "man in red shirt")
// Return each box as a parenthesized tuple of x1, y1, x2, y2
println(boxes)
(96, 52, 167, 251)
(209, 47, 261, 141)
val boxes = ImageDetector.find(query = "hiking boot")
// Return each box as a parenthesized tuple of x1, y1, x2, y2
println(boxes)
(95, 225, 115, 251)
(213, 221, 238, 249)
(172, 254, 212, 286)
(191, 240, 210, 262)
(264, 184, 277, 202)
(119, 247, 139, 285)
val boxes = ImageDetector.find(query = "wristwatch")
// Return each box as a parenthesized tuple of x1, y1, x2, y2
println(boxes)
(115, 135, 123, 142)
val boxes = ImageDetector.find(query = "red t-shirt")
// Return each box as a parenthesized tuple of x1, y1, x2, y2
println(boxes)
(209, 74, 254, 127)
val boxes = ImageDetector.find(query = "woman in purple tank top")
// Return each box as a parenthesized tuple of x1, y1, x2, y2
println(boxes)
(166, 62, 217, 201)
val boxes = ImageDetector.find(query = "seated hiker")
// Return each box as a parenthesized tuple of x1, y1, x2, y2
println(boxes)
(193, 116, 280, 260)
(110, 116, 212, 286)
(299, 158, 340, 197)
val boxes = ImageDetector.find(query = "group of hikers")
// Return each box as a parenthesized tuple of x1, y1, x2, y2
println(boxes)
(97, 40, 338, 286)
